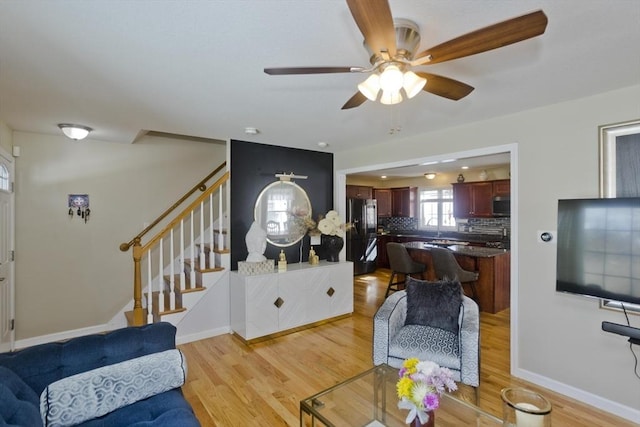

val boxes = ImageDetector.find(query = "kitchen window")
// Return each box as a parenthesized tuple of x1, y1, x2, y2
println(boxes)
(419, 188, 456, 231)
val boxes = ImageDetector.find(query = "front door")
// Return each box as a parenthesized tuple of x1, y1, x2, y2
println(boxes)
(0, 147, 15, 351)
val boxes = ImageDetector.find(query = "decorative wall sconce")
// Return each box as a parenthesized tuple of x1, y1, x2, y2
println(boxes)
(68, 194, 90, 223)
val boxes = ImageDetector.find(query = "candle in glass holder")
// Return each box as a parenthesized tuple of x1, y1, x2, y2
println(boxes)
(515, 402, 544, 427)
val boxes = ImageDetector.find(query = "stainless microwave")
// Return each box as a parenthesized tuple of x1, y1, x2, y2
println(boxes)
(492, 196, 510, 216)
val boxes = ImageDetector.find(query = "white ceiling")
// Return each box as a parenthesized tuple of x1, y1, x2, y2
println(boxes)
(1, 1, 639, 155)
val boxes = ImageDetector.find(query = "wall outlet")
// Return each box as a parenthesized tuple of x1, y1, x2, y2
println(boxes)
(537, 230, 556, 244)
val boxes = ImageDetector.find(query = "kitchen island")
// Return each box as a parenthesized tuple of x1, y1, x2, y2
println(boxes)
(403, 241, 510, 314)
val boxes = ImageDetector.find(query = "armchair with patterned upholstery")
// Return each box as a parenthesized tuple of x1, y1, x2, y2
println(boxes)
(372, 281, 480, 387)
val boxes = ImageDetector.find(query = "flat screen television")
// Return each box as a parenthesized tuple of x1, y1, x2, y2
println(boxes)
(556, 197, 640, 307)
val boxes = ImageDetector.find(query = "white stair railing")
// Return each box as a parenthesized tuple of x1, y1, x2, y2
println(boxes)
(127, 171, 229, 326)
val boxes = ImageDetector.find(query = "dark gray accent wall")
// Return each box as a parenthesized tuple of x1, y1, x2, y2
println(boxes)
(230, 140, 333, 270)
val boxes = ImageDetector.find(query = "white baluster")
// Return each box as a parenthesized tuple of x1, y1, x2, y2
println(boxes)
(158, 238, 164, 313)
(190, 211, 196, 286)
(180, 219, 186, 290)
(209, 192, 215, 268)
(169, 229, 175, 311)
(147, 253, 153, 324)
(218, 184, 224, 250)
(199, 202, 206, 270)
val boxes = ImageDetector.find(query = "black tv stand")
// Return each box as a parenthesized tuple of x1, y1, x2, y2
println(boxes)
(602, 321, 640, 345)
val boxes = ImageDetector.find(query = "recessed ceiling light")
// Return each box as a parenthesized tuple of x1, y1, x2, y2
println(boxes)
(461, 166, 469, 170)
(381, 175, 387, 179)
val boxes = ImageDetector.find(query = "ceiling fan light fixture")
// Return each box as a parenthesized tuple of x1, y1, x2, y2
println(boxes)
(379, 65, 404, 93)
(358, 74, 381, 101)
(58, 123, 92, 140)
(403, 71, 427, 99)
(380, 89, 403, 105)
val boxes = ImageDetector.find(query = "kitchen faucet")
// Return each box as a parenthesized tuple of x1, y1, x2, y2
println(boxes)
(426, 218, 441, 237)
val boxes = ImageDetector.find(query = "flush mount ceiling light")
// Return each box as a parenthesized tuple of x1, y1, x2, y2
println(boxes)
(424, 172, 436, 180)
(58, 124, 92, 141)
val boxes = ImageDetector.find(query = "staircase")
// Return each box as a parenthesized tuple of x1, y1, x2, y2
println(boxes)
(121, 163, 230, 327)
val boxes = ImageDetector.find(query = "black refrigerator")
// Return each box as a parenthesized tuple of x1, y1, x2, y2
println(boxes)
(346, 198, 378, 275)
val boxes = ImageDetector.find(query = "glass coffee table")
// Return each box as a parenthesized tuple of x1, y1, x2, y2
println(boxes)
(300, 364, 503, 426)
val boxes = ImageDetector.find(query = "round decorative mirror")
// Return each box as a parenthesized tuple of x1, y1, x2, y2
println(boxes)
(254, 180, 312, 247)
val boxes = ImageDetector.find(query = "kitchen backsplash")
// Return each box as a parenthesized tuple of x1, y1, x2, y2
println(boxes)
(379, 217, 418, 231)
(461, 217, 511, 236)
(378, 216, 510, 236)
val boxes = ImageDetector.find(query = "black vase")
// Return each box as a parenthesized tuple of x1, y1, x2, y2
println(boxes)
(322, 234, 344, 262)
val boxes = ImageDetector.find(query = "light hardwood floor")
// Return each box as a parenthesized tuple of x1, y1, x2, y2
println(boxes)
(179, 268, 636, 426)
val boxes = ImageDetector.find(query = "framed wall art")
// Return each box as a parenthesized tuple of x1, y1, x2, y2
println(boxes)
(599, 118, 640, 198)
(598, 118, 640, 314)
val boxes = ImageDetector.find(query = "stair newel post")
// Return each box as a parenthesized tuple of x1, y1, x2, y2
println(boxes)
(132, 238, 145, 326)
(199, 201, 206, 270)
(209, 192, 215, 268)
(147, 254, 153, 324)
(180, 219, 186, 290)
(169, 229, 175, 311)
(218, 184, 224, 250)
(190, 211, 196, 286)
(158, 237, 165, 313)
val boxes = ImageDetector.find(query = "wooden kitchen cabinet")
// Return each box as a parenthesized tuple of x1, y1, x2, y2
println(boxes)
(406, 246, 510, 314)
(493, 179, 511, 196)
(391, 187, 417, 217)
(373, 188, 392, 217)
(376, 234, 396, 268)
(346, 185, 373, 199)
(452, 182, 493, 218)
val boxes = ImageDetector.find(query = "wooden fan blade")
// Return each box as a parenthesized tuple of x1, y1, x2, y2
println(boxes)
(346, 0, 396, 57)
(341, 92, 368, 110)
(264, 66, 364, 75)
(416, 72, 474, 100)
(414, 10, 548, 65)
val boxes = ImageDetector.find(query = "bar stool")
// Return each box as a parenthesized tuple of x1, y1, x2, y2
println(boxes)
(430, 247, 480, 308)
(385, 242, 426, 297)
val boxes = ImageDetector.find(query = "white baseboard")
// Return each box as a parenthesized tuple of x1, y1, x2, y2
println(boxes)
(513, 367, 640, 423)
(14, 323, 111, 350)
(175, 325, 231, 345)
(13, 322, 231, 351)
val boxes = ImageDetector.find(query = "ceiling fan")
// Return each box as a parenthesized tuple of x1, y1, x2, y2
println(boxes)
(264, 0, 548, 110)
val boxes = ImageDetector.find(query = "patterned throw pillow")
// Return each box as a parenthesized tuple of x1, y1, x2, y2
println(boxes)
(404, 277, 463, 334)
(40, 349, 186, 427)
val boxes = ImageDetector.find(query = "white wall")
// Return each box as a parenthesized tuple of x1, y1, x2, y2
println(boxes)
(0, 122, 12, 153)
(12, 131, 225, 340)
(335, 85, 640, 419)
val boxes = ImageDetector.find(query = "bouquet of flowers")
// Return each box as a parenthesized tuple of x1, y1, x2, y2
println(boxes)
(396, 358, 457, 424)
(315, 210, 350, 237)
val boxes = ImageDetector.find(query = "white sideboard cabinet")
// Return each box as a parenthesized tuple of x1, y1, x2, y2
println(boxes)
(230, 261, 353, 342)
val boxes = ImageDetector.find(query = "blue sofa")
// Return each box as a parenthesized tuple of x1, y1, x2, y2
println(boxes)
(0, 322, 200, 426)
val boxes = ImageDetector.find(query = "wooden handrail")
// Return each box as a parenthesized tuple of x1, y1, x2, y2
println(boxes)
(119, 161, 226, 252)
(141, 171, 229, 253)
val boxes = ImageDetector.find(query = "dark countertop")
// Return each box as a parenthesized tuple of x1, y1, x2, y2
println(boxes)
(377, 230, 508, 244)
(403, 241, 509, 258)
